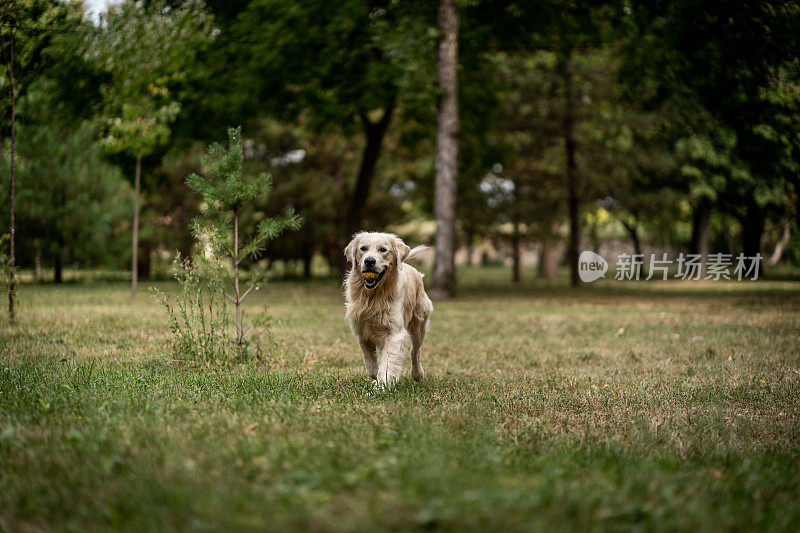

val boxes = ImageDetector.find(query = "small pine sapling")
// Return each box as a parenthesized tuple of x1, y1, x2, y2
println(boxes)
(186, 127, 301, 358)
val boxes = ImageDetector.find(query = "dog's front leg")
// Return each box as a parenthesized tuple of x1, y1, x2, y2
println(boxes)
(358, 337, 378, 379)
(376, 331, 408, 387)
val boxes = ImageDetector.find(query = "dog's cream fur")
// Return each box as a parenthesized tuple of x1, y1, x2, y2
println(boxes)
(344, 232, 433, 386)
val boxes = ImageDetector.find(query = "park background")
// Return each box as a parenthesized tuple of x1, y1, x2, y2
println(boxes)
(1, 0, 800, 531)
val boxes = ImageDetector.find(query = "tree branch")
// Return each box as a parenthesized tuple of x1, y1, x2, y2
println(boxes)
(239, 281, 256, 303)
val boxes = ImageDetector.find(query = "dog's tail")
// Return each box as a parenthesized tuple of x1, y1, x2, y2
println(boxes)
(405, 245, 429, 263)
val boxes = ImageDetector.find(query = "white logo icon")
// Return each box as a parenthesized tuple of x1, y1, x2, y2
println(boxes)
(578, 251, 608, 283)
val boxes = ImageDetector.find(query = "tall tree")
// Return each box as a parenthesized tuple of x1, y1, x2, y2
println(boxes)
(1, 0, 77, 319)
(621, 0, 800, 266)
(1, 2, 21, 323)
(431, 0, 459, 299)
(90, 0, 210, 295)
(6, 27, 15, 321)
(462, 0, 623, 286)
(199, 0, 436, 275)
(559, 52, 580, 286)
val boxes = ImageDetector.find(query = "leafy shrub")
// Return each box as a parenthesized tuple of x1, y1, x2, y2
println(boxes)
(152, 254, 235, 363)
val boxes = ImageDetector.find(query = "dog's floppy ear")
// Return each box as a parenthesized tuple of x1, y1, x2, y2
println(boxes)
(393, 235, 411, 263)
(344, 235, 359, 266)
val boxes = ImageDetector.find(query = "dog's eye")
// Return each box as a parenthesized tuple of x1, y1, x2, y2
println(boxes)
(360, 246, 367, 252)
(379, 247, 387, 253)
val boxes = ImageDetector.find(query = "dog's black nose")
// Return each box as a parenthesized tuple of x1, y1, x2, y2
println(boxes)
(364, 257, 376, 268)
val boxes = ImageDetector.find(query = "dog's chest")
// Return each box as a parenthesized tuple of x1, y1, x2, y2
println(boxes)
(346, 298, 401, 344)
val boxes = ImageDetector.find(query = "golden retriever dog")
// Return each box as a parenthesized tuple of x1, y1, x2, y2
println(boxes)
(344, 232, 433, 387)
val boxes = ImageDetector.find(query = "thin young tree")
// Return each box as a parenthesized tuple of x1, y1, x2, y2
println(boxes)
(186, 127, 301, 359)
(0, 7, 20, 323)
(431, 0, 459, 300)
(2, 0, 85, 316)
(91, 0, 210, 295)
(6, 26, 15, 322)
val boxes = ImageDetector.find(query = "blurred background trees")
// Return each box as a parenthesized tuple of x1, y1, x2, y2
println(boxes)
(1, 0, 798, 293)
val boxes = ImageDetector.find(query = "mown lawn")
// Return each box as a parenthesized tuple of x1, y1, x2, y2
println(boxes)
(1, 270, 799, 531)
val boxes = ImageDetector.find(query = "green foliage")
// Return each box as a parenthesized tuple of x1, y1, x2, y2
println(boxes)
(101, 101, 180, 158)
(90, 0, 211, 159)
(3, 0, 799, 280)
(186, 127, 302, 260)
(621, 0, 799, 232)
(0, 0, 84, 110)
(0, 111, 131, 275)
(186, 127, 272, 213)
(218, 0, 423, 129)
(676, 128, 746, 204)
(0, 0, 101, 124)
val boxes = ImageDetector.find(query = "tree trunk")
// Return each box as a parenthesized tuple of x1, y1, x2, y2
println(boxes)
(335, 104, 394, 276)
(589, 218, 601, 253)
(689, 197, 711, 276)
(131, 156, 141, 296)
(560, 53, 580, 287)
(138, 240, 152, 280)
(511, 223, 522, 283)
(721, 218, 735, 255)
(8, 30, 16, 323)
(539, 241, 552, 279)
(345, 105, 394, 237)
(741, 199, 764, 273)
(34, 242, 42, 282)
(622, 221, 642, 256)
(767, 217, 791, 266)
(431, 0, 459, 300)
(234, 209, 243, 359)
(631, 226, 642, 256)
(464, 227, 474, 267)
(539, 223, 562, 280)
(54, 252, 63, 283)
(302, 249, 313, 279)
(690, 197, 711, 257)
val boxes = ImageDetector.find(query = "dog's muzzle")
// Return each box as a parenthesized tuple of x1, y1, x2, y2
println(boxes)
(361, 267, 387, 290)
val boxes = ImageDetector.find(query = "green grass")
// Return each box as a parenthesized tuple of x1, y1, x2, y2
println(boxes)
(2, 268, 800, 531)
